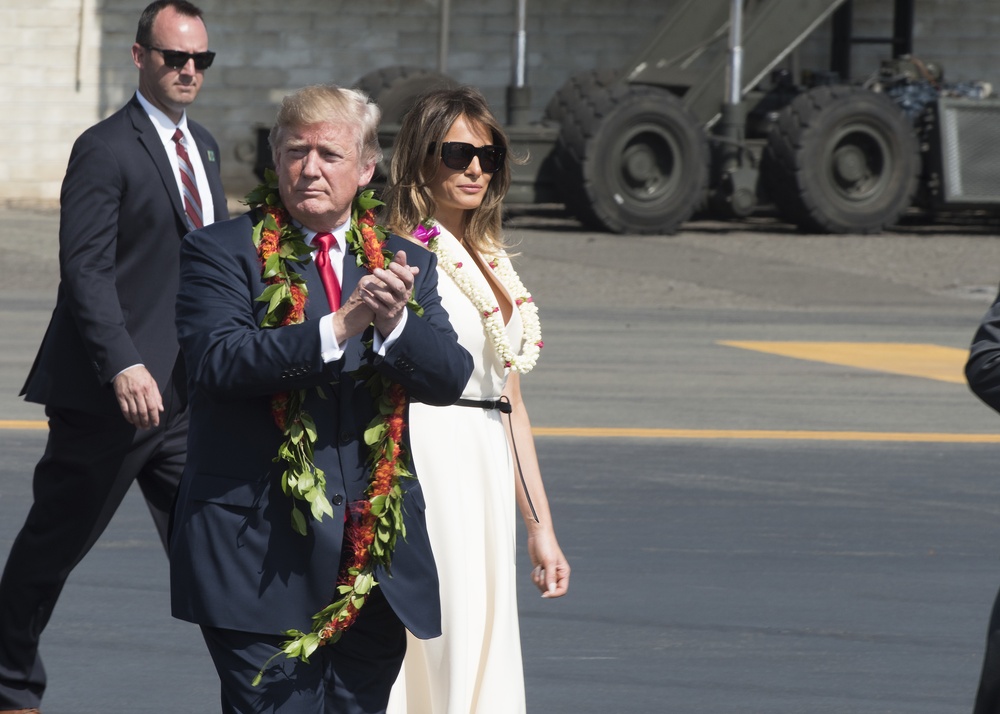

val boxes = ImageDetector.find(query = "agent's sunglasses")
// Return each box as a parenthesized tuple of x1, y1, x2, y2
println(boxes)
(143, 45, 216, 70)
(430, 142, 506, 174)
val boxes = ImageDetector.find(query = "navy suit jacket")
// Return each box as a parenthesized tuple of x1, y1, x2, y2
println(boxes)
(169, 212, 473, 639)
(21, 94, 228, 414)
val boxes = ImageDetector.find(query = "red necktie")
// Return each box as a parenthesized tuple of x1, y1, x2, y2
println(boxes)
(313, 232, 341, 312)
(172, 128, 204, 230)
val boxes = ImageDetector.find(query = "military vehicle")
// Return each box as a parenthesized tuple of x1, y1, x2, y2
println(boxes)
(259, 0, 1000, 234)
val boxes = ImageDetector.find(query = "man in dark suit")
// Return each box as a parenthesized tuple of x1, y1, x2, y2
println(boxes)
(967, 293, 1000, 714)
(169, 84, 472, 713)
(0, 2, 226, 711)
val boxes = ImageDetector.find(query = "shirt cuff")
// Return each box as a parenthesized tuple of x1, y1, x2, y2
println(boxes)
(319, 309, 409, 362)
(113, 363, 144, 381)
(373, 310, 408, 355)
(319, 314, 345, 362)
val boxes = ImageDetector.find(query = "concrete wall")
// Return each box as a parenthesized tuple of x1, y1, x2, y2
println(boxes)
(5, 0, 1000, 206)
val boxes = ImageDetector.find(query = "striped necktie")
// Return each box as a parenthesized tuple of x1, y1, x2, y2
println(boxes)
(172, 128, 204, 230)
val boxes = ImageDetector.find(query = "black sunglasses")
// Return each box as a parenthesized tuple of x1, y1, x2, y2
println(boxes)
(430, 142, 506, 174)
(144, 45, 216, 70)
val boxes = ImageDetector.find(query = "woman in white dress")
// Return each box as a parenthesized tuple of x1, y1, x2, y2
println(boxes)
(383, 86, 570, 714)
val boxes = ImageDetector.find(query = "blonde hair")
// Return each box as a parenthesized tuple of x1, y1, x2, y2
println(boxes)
(269, 85, 382, 168)
(382, 86, 511, 256)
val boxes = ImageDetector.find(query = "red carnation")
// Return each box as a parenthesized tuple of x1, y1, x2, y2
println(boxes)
(288, 284, 306, 324)
(361, 225, 384, 270)
(344, 521, 372, 569)
(258, 229, 279, 261)
(271, 392, 290, 431)
(387, 414, 404, 443)
(372, 462, 394, 495)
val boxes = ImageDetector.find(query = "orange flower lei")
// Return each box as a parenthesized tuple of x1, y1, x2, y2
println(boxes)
(245, 175, 417, 681)
(246, 175, 332, 536)
(294, 380, 409, 653)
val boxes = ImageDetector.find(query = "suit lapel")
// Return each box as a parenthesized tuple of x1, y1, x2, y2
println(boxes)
(190, 123, 229, 221)
(340, 250, 367, 373)
(300, 256, 329, 321)
(127, 96, 188, 229)
(336, 249, 366, 428)
(340, 248, 363, 311)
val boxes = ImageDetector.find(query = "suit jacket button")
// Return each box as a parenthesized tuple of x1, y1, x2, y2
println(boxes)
(340, 432, 351, 444)
(332, 494, 344, 506)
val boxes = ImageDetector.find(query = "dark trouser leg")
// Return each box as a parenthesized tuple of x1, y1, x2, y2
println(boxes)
(323, 587, 408, 713)
(201, 588, 406, 714)
(0, 397, 185, 709)
(134, 381, 187, 550)
(201, 627, 329, 714)
(974, 586, 1000, 714)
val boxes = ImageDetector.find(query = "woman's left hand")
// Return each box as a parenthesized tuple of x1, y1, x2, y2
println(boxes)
(527, 529, 570, 598)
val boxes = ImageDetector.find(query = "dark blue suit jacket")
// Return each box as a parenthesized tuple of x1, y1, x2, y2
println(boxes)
(21, 94, 228, 414)
(169, 212, 473, 639)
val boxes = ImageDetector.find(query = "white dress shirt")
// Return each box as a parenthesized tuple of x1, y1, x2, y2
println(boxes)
(135, 90, 216, 228)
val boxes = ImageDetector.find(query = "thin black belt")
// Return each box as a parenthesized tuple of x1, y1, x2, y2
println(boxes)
(455, 398, 512, 413)
(452, 395, 539, 523)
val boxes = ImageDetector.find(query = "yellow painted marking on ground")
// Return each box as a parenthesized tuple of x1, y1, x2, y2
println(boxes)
(532, 427, 1000, 443)
(719, 341, 967, 384)
(2, 420, 996, 443)
(0, 420, 46, 430)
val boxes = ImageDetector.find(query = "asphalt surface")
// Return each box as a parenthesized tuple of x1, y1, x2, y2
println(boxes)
(3, 206, 1000, 712)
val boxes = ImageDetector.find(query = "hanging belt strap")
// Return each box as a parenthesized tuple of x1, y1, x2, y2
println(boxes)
(453, 396, 539, 523)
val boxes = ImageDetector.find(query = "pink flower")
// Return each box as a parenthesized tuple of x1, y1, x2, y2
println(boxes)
(412, 223, 441, 245)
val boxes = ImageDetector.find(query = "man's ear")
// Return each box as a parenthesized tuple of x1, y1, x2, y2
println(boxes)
(131, 43, 145, 70)
(358, 161, 376, 188)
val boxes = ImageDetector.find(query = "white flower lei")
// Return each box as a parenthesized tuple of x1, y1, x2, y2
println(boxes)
(426, 225, 542, 374)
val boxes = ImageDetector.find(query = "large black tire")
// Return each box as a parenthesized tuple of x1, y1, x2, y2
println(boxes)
(553, 84, 709, 234)
(762, 85, 920, 234)
(353, 66, 457, 125)
(543, 69, 620, 127)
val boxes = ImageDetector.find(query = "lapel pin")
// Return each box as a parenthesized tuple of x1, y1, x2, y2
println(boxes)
(207, 150, 216, 162)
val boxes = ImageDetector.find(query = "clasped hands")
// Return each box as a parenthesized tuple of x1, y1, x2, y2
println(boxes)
(333, 249, 418, 343)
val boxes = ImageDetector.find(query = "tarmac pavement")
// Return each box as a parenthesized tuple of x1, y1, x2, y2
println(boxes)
(3, 205, 1000, 711)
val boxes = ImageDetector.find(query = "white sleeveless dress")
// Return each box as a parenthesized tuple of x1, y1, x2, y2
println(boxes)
(387, 224, 527, 713)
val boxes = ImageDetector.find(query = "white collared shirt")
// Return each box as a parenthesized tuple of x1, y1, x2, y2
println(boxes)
(135, 90, 216, 228)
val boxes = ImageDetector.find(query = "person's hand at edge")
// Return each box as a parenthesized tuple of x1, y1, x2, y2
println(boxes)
(112, 365, 163, 429)
(527, 528, 571, 598)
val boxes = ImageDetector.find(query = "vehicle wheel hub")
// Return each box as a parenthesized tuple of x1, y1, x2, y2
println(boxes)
(833, 144, 868, 185)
